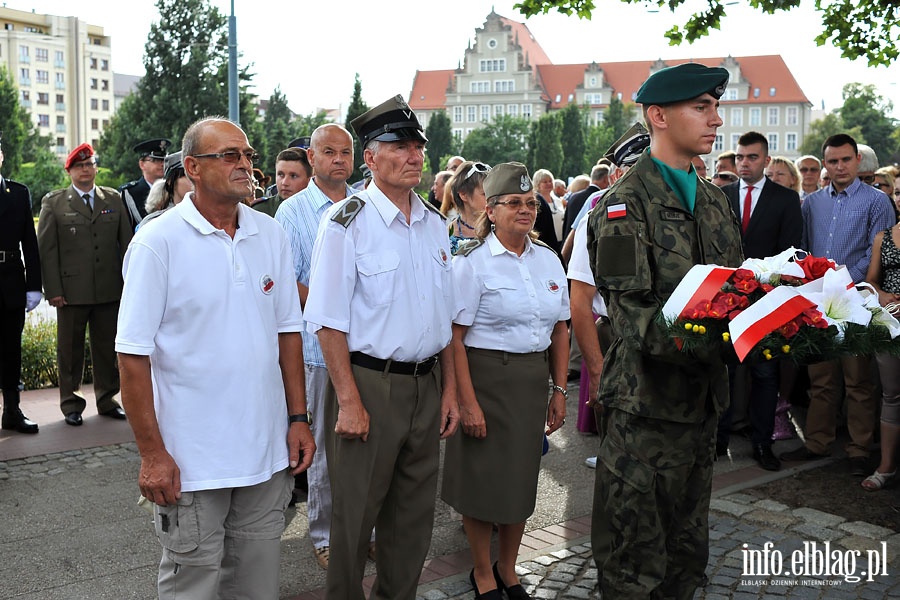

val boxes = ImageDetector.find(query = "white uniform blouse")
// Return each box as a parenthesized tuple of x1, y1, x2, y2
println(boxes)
(453, 233, 570, 353)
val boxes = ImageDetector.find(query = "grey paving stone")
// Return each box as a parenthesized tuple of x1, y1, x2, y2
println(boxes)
(562, 586, 592, 599)
(534, 588, 558, 599)
(838, 521, 896, 539)
(711, 498, 755, 517)
(791, 523, 846, 542)
(753, 499, 791, 512)
(791, 508, 846, 527)
(550, 549, 575, 560)
(422, 589, 449, 600)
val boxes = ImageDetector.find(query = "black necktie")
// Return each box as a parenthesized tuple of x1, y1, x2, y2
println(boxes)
(82, 193, 92, 211)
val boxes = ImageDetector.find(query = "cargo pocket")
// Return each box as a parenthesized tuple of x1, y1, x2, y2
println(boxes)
(155, 492, 200, 554)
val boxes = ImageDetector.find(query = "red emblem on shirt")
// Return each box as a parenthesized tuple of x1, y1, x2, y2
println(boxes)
(260, 274, 275, 295)
(547, 280, 560, 292)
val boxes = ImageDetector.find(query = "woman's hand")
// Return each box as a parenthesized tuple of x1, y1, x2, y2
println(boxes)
(546, 390, 566, 435)
(459, 400, 487, 439)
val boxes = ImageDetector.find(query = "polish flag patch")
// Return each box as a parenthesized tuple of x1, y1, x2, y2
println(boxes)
(607, 203, 627, 219)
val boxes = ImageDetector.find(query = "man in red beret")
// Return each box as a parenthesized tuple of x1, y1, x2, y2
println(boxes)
(37, 143, 133, 425)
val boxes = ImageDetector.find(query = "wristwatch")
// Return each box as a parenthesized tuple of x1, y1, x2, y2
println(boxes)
(288, 412, 312, 424)
(551, 384, 569, 399)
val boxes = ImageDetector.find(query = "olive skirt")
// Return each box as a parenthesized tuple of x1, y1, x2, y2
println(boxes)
(441, 347, 549, 524)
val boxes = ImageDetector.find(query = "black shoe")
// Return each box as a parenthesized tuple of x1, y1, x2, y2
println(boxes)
(849, 456, 868, 477)
(567, 369, 580, 382)
(469, 569, 502, 600)
(99, 406, 127, 420)
(493, 562, 531, 600)
(1, 409, 39, 434)
(752, 444, 781, 471)
(779, 445, 827, 461)
(64, 412, 83, 426)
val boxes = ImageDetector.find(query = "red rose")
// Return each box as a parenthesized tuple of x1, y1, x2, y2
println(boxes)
(795, 256, 836, 282)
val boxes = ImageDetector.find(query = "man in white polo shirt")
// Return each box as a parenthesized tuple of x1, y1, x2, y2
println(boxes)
(116, 117, 315, 599)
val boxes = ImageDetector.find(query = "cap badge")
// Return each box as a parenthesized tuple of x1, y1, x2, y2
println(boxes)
(520, 176, 530, 191)
(260, 274, 275, 295)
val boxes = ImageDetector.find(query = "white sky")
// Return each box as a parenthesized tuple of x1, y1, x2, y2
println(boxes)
(11, 0, 900, 118)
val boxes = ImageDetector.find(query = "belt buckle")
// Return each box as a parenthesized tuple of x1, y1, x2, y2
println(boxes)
(412, 360, 423, 377)
(0, 251, 5, 263)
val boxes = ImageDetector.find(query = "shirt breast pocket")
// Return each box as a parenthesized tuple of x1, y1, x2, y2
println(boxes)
(357, 250, 400, 306)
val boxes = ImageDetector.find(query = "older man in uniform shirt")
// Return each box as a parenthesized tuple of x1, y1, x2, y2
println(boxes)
(0, 136, 42, 434)
(37, 143, 132, 425)
(119, 138, 171, 229)
(587, 64, 743, 599)
(304, 95, 459, 600)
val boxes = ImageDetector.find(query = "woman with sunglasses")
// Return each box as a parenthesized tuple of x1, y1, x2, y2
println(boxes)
(874, 168, 898, 221)
(442, 163, 569, 600)
(446, 160, 491, 255)
(139, 151, 193, 229)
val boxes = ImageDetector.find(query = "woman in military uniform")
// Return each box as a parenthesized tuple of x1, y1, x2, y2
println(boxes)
(441, 163, 569, 600)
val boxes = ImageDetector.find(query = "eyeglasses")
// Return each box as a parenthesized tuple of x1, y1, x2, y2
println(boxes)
(192, 150, 260, 165)
(858, 174, 876, 185)
(464, 162, 491, 180)
(142, 156, 164, 163)
(874, 182, 892, 192)
(798, 166, 820, 173)
(494, 199, 539, 210)
(70, 160, 96, 170)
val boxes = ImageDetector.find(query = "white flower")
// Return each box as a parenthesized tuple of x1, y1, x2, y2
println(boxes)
(798, 268, 871, 339)
(740, 247, 805, 284)
(859, 284, 900, 339)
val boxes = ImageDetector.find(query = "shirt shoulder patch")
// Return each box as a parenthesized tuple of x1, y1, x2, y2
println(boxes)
(455, 238, 484, 257)
(330, 195, 367, 228)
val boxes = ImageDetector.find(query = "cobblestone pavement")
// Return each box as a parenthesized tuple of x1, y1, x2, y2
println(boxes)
(416, 494, 900, 600)
(0, 441, 139, 481)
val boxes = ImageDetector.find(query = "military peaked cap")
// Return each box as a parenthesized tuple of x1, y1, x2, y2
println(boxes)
(351, 95, 427, 148)
(133, 138, 172, 159)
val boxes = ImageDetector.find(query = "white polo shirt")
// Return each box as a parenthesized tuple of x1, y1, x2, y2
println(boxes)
(453, 233, 570, 353)
(115, 194, 303, 492)
(566, 212, 608, 317)
(304, 183, 454, 362)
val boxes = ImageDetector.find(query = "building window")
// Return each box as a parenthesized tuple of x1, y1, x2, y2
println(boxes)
(101, 79, 109, 91)
(21, 90, 29, 101)
(767, 133, 779, 152)
(35, 48, 48, 62)
(90, 57, 98, 69)
(90, 98, 99, 110)
(786, 106, 799, 126)
(717, 107, 725, 122)
(38, 114, 49, 127)
(786, 132, 798, 151)
(470, 81, 490, 93)
(37, 92, 49, 104)
(90, 78, 98, 90)
(522, 104, 532, 119)
(750, 107, 761, 126)
(56, 136, 65, 147)
(494, 104, 504, 117)
(487, 38, 497, 49)
(467, 105, 476, 123)
(494, 80, 514, 93)
(584, 93, 602, 105)
(479, 58, 506, 72)
(731, 133, 740, 150)
(731, 107, 743, 127)
(480, 105, 490, 122)
(453, 106, 463, 123)
(91, 119, 99, 130)
(19, 45, 29, 60)
(56, 72, 64, 86)
(453, 128, 463, 140)
(767, 107, 779, 126)
(595, 111, 604, 123)
(101, 58, 109, 71)
(102, 119, 109, 128)
(56, 115, 64, 125)
(54, 50, 64, 66)
(36, 70, 49, 84)
(56, 94, 64, 103)
(508, 104, 518, 117)
(713, 134, 724, 152)
(724, 88, 738, 101)
(589, 76, 597, 87)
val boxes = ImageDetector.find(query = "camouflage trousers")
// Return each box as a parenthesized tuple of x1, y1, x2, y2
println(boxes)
(592, 408, 716, 600)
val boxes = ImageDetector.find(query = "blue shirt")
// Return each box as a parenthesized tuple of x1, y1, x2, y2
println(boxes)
(275, 178, 352, 366)
(801, 178, 895, 283)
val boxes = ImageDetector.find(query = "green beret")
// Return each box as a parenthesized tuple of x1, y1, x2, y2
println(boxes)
(483, 162, 532, 200)
(635, 63, 729, 105)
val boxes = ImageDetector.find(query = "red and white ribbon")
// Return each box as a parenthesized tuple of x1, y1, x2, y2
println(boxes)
(728, 286, 816, 362)
(662, 264, 736, 321)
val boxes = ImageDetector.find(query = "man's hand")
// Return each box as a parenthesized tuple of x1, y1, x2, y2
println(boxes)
(335, 399, 370, 441)
(288, 422, 315, 475)
(47, 295, 66, 308)
(138, 450, 181, 507)
(439, 390, 459, 439)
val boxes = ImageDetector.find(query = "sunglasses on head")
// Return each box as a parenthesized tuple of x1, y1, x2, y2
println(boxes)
(465, 162, 491, 180)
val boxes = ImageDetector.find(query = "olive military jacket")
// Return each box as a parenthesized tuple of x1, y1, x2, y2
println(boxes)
(587, 151, 743, 423)
(37, 186, 133, 305)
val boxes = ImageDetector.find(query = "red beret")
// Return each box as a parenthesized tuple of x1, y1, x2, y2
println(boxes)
(65, 143, 95, 170)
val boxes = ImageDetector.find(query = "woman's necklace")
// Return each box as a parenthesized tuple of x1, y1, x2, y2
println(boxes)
(457, 214, 476, 231)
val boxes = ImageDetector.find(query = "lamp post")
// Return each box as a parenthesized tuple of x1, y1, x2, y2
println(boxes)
(228, 0, 239, 126)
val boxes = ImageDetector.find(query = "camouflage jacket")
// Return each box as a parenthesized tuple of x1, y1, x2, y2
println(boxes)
(586, 151, 743, 423)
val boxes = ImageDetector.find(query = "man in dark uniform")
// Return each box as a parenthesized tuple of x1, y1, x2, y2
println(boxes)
(119, 138, 171, 229)
(0, 135, 42, 434)
(587, 63, 743, 599)
(37, 143, 133, 425)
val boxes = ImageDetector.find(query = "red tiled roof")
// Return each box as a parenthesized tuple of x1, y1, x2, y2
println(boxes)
(498, 15, 551, 67)
(409, 69, 455, 111)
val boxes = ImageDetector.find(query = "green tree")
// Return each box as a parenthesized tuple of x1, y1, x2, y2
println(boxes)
(0, 65, 35, 177)
(260, 86, 294, 168)
(527, 112, 563, 176)
(461, 115, 530, 166)
(798, 112, 865, 157)
(515, 0, 900, 67)
(98, 0, 259, 181)
(603, 95, 635, 141)
(292, 110, 330, 139)
(583, 121, 616, 167)
(558, 103, 586, 179)
(838, 83, 897, 164)
(344, 74, 370, 184)
(425, 110, 453, 174)
(17, 147, 67, 215)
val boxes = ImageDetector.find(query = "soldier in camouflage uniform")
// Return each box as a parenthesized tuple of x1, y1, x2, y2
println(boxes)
(586, 63, 744, 599)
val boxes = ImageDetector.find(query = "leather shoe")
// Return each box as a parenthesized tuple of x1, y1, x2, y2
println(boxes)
(849, 456, 868, 477)
(752, 444, 781, 471)
(100, 406, 127, 420)
(65, 412, 83, 426)
(470, 569, 502, 600)
(779, 445, 827, 461)
(493, 562, 531, 600)
(1, 410, 39, 434)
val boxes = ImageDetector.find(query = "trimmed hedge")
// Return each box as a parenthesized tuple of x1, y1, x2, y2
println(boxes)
(21, 316, 93, 390)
